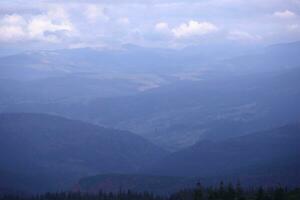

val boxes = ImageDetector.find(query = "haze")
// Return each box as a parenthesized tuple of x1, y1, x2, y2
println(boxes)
(0, 0, 300, 198)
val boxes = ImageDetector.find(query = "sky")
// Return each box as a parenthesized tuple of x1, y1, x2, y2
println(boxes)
(0, 0, 300, 51)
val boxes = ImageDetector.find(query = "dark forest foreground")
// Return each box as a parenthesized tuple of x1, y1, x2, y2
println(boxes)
(2, 183, 300, 200)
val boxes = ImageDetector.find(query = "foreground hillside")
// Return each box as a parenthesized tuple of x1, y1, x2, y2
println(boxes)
(0, 113, 167, 193)
(150, 123, 300, 186)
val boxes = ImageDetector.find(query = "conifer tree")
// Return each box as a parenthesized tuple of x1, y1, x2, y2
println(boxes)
(194, 182, 203, 200)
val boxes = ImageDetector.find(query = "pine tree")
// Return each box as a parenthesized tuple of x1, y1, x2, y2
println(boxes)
(256, 187, 265, 200)
(236, 181, 246, 200)
(273, 187, 285, 200)
(194, 182, 203, 200)
(218, 181, 225, 199)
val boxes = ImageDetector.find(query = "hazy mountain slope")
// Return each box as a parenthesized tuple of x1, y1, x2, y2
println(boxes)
(227, 41, 300, 73)
(0, 113, 167, 192)
(150, 123, 300, 186)
(0, 46, 187, 103)
(0, 45, 229, 78)
(30, 66, 300, 150)
(1, 41, 300, 151)
(0, 76, 141, 104)
(3, 66, 300, 151)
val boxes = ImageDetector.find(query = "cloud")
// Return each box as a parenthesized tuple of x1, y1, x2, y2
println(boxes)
(273, 10, 297, 18)
(0, 25, 26, 41)
(27, 15, 73, 42)
(287, 24, 300, 32)
(155, 20, 218, 40)
(0, 14, 25, 42)
(117, 17, 130, 25)
(155, 22, 170, 33)
(0, 7, 74, 43)
(0, 14, 26, 41)
(2, 14, 26, 25)
(1, 0, 300, 48)
(84, 4, 109, 23)
(227, 30, 262, 42)
(171, 20, 218, 38)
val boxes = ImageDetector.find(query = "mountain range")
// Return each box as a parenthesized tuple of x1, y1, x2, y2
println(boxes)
(0, 113, 166, 192)
(72, 123, 300, 194)
(150, 123, 300, 186)
(0, 41, 300, 194)
(1, 113, 299, 193)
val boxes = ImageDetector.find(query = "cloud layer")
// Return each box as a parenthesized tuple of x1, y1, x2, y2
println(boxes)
(0, 0, 300, 49)
(0, 7, 74, 43)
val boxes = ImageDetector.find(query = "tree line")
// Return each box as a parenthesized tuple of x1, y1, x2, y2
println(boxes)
(1, 182, 300, 200)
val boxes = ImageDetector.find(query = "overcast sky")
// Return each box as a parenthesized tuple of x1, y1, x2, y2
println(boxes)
(0, 0, 300, 51)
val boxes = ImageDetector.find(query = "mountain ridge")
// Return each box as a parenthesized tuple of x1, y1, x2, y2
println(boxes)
(0, 113, 167, 193)
(149, 122, 300, 186)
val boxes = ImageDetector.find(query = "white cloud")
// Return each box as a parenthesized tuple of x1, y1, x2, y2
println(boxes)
(287, 24, 300, 32)
(0, 25, 26, 41)
(171, 20, 218, 38)
(155, 22, 170, 33)
(273, 10, 297, 19)
(84, 4, 109, 23)
(155, 22, 169, 30)
(0, 14, 25, 42)
(2, 14, 26, 25)
(0, 8, 74, 43)
(227, 30, 262, 42)
(47, 6, 70, 20)
(27, 15, 73, 42)
(117, 17, 130, 25)
(1, 0, 300, 48)
(0, 14, 26, 41)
